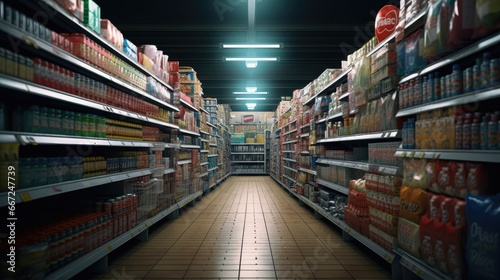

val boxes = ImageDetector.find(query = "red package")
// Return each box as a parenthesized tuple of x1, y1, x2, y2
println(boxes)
(446, 0, 476, 50)
(428, 193, 441, 220)
(454, 162, 467, 198)
(466, 163, 487, 196)
(437, 161, 455, 196)
(434, 196, 453, 273)
(420, 215, 436, 265)
(426, 160, 440, 193)
(446, 199, 466, 279)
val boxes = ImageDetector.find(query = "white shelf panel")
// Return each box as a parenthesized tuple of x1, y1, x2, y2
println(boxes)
(200, 150, 210, 153)
(177, 159, 192, 165)
(303, 67, 352, 105)
(0, 169, 152, 207)
(283, 158, 297, 162)
(232, 161, 265, 163)
(178, 129, 200, 137)
(164, 143, 181, 149)
(200, 130, 209, 135)
(300, 133, 309, 138)
(283, 166, 298, 172)
(396, 87, 500, 117)
(231, 152, 265, 155)
(366, 33, 396, 57)
(207, 122, 217, 128)
(208, 154, 219, 157)
(164, 168, 175, 175)
(209, 143, 218, 147)
(283, 150, 295, 153)
(298, 167, 317, 176)
(395, 149, 500, 163)
(200, 139, 209, 143)
(0, 76, 179, 130)
(282, 129, 298, 136)
(180, 144, 201, 149)
(316, 117, 327, 124)
(208, 167, 219, 172)
(300, 123, 310, 129)
(180, 99, 199, 112)
(176, 191, 203, 209)
(300, 151, 311, 155)
(231, 143, 264, 145)
(397, 249, 454, 280)
(316, 130, 401, 144)
(316, 179, 349, 195)
(315, 158, 400, 176)
(282, 140, 298, 145)
(328, 112, 343, 121)
(283, 174, 296, 183)
(200, 107, 209, 114)
(200, 162, 209, 166)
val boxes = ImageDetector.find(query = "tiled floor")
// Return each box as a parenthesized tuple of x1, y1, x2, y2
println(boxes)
(92, 176, 391, 280)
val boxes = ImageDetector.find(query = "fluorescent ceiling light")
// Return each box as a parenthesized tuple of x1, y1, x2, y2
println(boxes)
(234, 92, 267, 95)
(246, 86, 257, 92)
(225, 57, 278, 61)
(245, 60, 258, 68)
(236, 97, 266, 100)
(246, 103, 257, 107)
(222, 44, 281, 48)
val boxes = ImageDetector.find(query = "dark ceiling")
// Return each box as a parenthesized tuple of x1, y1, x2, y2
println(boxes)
(95, 0, 393, 112)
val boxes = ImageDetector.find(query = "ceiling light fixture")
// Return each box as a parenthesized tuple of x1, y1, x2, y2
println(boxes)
(234, 92, 267, 95)
(236, 97, 266, 100)
(245, 86, 257, 92)
(222, 43, 281, 48)
(225, 57, 278, 62)
(245, 60, 258, 68)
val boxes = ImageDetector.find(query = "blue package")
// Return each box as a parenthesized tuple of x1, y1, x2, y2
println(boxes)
(466, 193, 500, 280)
(397, 41, 406, 77)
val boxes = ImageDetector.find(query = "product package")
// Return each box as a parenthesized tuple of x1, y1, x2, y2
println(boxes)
(400, 185, 428, 224)
(398, 217, 421, 258)
(405, 29, 427, 76)
(466, 193, 500, 280)
(446, 198, 466, 279)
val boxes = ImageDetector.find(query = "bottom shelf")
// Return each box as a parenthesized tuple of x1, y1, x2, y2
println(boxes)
(46, 191, 203, 280)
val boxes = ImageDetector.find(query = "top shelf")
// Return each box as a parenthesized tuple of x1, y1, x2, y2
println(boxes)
(315, 130, 401, 144)
(180, 99, 199, 112)
(400, 31, 500, 84)
(303, 68, 351, 106)
(29, 0, 174, 92)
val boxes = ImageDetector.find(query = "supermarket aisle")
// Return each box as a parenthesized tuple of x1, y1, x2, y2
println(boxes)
(95, 176, 390, 280)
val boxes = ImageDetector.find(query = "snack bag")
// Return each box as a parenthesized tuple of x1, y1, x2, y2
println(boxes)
(398, 217, 421, 258)
(426, 160, 441, 193)
(410, 159, 428, 190)
(400, 186, 428, 224)
(454, 162, 467, 198)
(466, 193, 500, 280)
(466, 162, 487, 196)
(434, 196, 453, 272)
(403, 159, 414, 187)
(437, 160, 454, 196)
(405, 29, 427, 76)
(446, 0, 477, 52)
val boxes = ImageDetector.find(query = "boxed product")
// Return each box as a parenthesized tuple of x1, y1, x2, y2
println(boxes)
(123, 39, 138, 61)
(179, 66, 197, 82)
(370, 65, 397, 85)
(100, 19, 123, 50)
(82, 0, 100, 33)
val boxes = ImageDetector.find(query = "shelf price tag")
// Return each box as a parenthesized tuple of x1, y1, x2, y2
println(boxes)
(385, 254, 394, 263)
(107, 245, 113, 252)
(20, 192, 32, 202)
(401, 151, 407, 158)
(103, 105, 114, 113)
(409, 151, 415, 158)
(419, 152, 425, 159)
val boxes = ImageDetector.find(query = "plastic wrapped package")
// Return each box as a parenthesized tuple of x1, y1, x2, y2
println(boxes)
(352, 56, 371, 94)
(446, 0, 477, 50)
(405, 29, 427, 76)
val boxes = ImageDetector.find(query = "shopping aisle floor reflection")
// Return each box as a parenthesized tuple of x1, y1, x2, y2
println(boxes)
(94, 176, 391, 280)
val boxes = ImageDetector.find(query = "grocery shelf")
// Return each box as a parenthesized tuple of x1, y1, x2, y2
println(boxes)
(180, 144, 201, 149)
(283, 150, 295, 153)
(231, 161, 264, 163)
(180, 99, 199, 112)
(303, 67, 352, 106)
(231, 152, 265, 155)
(396, 249, 454, 280)
(283, 174, 296, 183)
(178, 129, 201, 137)
(0, 169, 152, 207)
(298, 167, 317, 176)
(207, 122, 217, 128)
(208, 167, 218, 172)
(176, 191, 204, 209)
(0, 134, 17, 143)
(283, 158, 297, 162)
(316, 158, 400, 176)
(209, 143, 218, 147)
(177, 159, 192, 165)
(208, 154, 219, 157)
(231, 143, 264, 145)
(316, 117, 327, 124)
(200, 139, 209, 143)
(164, 168, 175, 175)
(282, 140, 298, 145)
(395, 149, 500, 163)
(315, 130, 401, 144)
(164, 143, 181, 149)
(404, 7, 428, 33)
(200, 150, 209, 153)
(339, 92, 350, 101)
(200, 107, 209, 114)
(328, 112, 343, 121)
(0, 22, 178, 112)
(300, 123, 310, 129)
(200, 130, 209, 135)
(200, 162, 209, 166)
(400, 32, 500, 84)
(316, 178, 349, 195)
(396, 87, 500, 117)
(282, 129, 298, 136)
(283, 166, 298, 172)
(217, 173, 231, 184)
(24, 0, 174, 92)
(366, 33, 396, 57)
(300, 133, 309, 138)
(0, 75, 179, 130)
(300, 151, 311, 155)
(271, 176, 396, 266)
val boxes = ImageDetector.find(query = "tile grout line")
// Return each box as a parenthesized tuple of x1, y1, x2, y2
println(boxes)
(256, 179, 279, 279)
(237, 178, 249, 280)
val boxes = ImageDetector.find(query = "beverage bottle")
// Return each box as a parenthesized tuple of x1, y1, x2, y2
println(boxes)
(451, 64, 462, 96)
(39, 106, 49, 133)
(481, 52, 491, 89)
(473, 57, 482, 91)
(471, 112, 482, 149)
(463, 113, 472, 149)
(480, 114, 489, 150)
(455, 115, 463, 149)
(488, 113, 499, 149)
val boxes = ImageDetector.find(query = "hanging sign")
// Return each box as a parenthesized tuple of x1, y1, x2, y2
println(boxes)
(375, 5, 399, 43)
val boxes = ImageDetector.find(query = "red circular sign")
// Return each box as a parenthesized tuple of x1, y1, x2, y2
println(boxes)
(375, 5, 400, 43)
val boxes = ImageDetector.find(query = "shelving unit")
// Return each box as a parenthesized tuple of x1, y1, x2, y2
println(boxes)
(230, 123, 271, 175)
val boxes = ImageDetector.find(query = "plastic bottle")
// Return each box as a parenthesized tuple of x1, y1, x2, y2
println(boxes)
(481, 52, 491, 89)
(28, 105, 40, 133)
(463, 113, 472, 149)
(464, 67, 473, 93)
(87, 114, 96, 137)
(455, 115, 463, 149)
(54, 109, 62, 134)
(74, 113, 82, 136)
(451, 64, 462, 96)
(491, 57, 500, 86)
(473, 57, 482, 91)
(37, 157, 48, 186)
(39, 106, 49, 133)
(488, 113, 499, 149)
(480, 114, 489, 150)
(471, 112, 481, 149)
